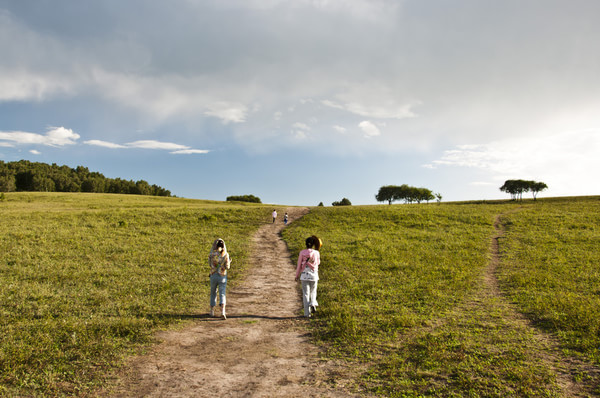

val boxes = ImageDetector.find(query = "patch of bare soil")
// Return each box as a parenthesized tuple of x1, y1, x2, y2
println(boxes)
(103, 207, 364, 397)
(489, 213, 600, 397)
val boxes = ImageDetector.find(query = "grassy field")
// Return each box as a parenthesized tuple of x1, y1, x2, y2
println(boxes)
(0, 193, 278, 396)
(2, 193, 600, 396)
(283, 197, 600, 396)
(498, 198, 600, 362)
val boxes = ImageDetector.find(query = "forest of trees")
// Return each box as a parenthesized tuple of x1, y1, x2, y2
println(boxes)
(0, 160, 171, 196)
(376, 184, 437, 205)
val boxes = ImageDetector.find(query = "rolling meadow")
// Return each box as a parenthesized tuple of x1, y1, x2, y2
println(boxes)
(0, 193, 268, 396)
(1, 193, 599, 396)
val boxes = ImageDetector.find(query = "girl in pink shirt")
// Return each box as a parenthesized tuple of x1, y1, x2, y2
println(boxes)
(295, 235, 322, 318)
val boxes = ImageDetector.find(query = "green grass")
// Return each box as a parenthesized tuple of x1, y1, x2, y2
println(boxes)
(282, 198, 600, 396)
(0, 192, 282, 396)
(498, 197, 600, 362)
(283, 204, 504, 344)
(3, 193, 600, 396)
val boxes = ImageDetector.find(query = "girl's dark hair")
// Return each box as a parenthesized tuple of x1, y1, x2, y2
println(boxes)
(305, 235, 321, 250)
(216, 240, 224, 248)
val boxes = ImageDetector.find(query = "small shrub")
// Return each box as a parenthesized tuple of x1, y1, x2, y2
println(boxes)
(332, 198, 352, 206)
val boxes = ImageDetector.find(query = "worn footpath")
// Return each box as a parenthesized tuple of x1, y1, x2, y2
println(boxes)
(104, 207, 363, 397)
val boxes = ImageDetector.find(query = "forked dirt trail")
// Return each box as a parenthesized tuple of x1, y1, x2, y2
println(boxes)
(106, 207, 361, 397)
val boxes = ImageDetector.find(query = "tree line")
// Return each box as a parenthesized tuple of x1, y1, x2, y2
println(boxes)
(500, 179, 547, 201)
(376, 184, 440, 205)
(0, 160, 171, 196)
(226, 194, 262, 203)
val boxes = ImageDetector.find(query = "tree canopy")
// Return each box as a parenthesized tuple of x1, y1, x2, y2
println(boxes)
(376, 184, 435, 205)
(332, 198, 352, 206)
(0, 160, 171, 196)
(499, 179, 548, 201)
(226, 194, 262, 203)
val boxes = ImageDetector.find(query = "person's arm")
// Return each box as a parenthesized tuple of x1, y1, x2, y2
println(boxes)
(208, 253, 215, 275)
(295, 251, 305, 280)
(313, 251, 320, 267)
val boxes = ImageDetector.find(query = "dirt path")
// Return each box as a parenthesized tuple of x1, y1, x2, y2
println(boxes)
(105, 207, 362, 397)
(489, 213, 600, 397)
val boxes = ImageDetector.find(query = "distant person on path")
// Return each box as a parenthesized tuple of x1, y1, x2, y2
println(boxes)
(295, 235, 322, 318)
(209, 238, 231, 319)
(284, 212, 288, 225)
(272, 209, 277, 223)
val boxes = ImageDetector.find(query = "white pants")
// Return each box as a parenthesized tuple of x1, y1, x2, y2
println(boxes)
(301, 280, 318, 317)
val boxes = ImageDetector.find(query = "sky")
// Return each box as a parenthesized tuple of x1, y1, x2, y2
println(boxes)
(1, 0, 599, 206)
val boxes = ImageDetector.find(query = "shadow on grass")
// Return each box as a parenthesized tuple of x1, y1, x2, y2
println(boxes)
(146, 313, 306, 321)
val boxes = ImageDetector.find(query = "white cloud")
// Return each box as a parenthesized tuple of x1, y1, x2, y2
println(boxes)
(125, 140, 190, 151)
(204, 102, 248, 124)
(124, 140, 210, 154)
(210, 0, 399, 23)
(292, 122, 311, 131)
(85, 138, 209, 155)
(0, 130, 209, 155)
(3, 1, 600, 165)
(84, 140, 127, 149)
(0, 71, 74, 102)
(171, 149, 210, 154)
(358, 121, 380, 137)
(289, 122, 313, 139)
(323, 99, 419, 120)
(0, 127, 80, 147)
(428, 129, 600, 196)
(45, 127, 80, 146)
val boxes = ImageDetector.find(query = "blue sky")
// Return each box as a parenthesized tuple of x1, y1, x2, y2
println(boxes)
(1, 0, 599, 205)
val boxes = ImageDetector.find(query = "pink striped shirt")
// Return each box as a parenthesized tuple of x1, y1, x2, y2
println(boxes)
(295, 248, 320, 281)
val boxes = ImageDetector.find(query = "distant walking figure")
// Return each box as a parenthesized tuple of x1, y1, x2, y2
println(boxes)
(295, 235, 322, 318)
(209, 238, 231, 319)
(272, 209, 277, 223)
(284, 212, 288, 225)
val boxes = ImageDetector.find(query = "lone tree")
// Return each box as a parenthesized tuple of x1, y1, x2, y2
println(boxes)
(500, 179, 548, 201)
(530, 181, 548, 200)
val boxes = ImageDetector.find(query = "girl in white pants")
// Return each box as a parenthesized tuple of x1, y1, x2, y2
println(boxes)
(295, 236, 322, 318)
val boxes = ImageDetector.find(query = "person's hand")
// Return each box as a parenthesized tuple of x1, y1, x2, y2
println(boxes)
(294, 276, 299, 282)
